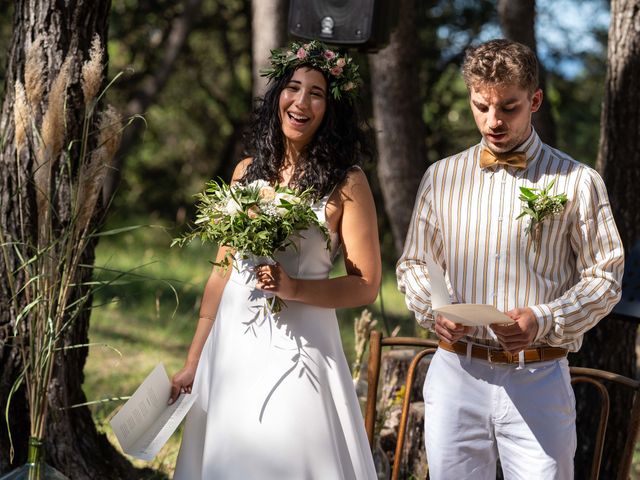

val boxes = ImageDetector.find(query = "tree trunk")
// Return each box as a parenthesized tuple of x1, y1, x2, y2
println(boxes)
(251, 0, 287, 99)
(498, 0, 557, 146)
(369, 0, 427, 255)
(596, 0, 640, 246)
(573, 1, 640, 477)
(0, 2, 150, 478)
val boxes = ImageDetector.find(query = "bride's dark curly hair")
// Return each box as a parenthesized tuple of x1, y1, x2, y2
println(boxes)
(241, 66, 374, 199)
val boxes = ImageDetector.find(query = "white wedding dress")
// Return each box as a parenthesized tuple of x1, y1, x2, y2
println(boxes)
(173, 192, 377, 480)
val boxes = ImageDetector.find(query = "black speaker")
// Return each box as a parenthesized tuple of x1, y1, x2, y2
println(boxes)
(288, 0, 397, 49)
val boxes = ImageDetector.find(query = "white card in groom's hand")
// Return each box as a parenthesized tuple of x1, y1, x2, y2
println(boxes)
(425, 256, 513, 326)
(110, 363, 198, 461)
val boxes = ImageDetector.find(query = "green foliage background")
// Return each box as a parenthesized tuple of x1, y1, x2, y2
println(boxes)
(0, 1, 604, 224)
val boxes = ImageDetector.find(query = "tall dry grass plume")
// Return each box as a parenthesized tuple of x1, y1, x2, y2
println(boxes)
(76, 105, 122, 231)
(352, 309, 378, 387)
(24, 35, 45, 108)
(35, 54, 72, 244)
(98, 104, 123, 159)
(13, 80, 28, 152)
(3, 33, 130, 462)
(81, 35, 104, 108)
(40, 54, 72, 164)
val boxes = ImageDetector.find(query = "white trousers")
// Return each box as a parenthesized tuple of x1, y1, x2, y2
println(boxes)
(424, 348, 576, 480)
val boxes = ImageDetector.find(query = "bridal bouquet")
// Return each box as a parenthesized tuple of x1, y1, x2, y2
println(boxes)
(173, 179, 329, 312)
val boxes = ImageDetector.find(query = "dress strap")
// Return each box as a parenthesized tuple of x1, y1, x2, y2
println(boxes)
(326, 166, 362, 201)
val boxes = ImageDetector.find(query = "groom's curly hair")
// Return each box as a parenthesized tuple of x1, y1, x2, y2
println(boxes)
(240, 66, 374, 200)
(462, 39, 539, 95)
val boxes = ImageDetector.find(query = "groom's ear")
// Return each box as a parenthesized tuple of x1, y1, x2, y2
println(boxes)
(530, 89, 543, 113)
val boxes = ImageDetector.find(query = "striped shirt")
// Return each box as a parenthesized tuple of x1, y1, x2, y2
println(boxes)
(396, 129, 624, 352)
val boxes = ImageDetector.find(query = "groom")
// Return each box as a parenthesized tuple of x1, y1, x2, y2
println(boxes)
(396, 39, 624, 479)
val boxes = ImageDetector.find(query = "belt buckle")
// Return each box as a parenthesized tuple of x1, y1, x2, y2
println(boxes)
(487, 348, 499, 363)
(504, 351, 515, 364)
(488, 348, 513, 364)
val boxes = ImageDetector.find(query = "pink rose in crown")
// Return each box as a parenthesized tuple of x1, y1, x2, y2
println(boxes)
(323, 50, 336, 60)
(296, 47, 307, 59)
(336, 58, 346, 68)
(330, 66, 343, 76)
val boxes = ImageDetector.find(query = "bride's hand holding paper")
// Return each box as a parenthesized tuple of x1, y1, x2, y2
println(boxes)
(169, 364, 196, 405)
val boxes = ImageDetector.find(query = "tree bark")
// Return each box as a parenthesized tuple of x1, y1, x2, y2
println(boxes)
(369, 0, 427, 255)
(498, 0, 557, 146)
(573, 0, 640, 477)
(251, 0, 287, 99)
(0, 1, 150, 478)
(596, 0, 640, 246)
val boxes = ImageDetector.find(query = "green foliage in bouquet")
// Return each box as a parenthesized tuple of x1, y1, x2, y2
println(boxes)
(173, 179, 330, 269)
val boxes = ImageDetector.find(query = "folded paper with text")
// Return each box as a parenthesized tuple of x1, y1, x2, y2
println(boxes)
(110, 363, 197, 461)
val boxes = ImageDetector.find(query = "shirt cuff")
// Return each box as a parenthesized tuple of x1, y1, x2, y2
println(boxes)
(530, 304, 554, 342)
(415, 310, 435, 330)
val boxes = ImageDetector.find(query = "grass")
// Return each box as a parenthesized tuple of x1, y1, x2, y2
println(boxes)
(84, 220, 413, 477)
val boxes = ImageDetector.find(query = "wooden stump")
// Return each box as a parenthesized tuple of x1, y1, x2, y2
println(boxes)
(400, 402, 428, 479)
(373, 348, 432, 475)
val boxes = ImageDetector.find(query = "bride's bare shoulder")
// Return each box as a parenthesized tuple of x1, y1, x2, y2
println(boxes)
(337, 166, 371, 200)
(231, 158, 253, 183)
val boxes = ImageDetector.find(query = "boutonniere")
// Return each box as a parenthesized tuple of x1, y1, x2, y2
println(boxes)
(516, 177, 568, 245)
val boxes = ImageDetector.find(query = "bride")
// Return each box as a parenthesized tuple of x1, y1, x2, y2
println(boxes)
(170, 40, 380, 480)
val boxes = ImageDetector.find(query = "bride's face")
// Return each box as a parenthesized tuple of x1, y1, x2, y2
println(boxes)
(278, 67, 327, 148)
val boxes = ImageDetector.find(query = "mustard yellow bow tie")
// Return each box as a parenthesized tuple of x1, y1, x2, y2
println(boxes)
(479, 148, 528, 169)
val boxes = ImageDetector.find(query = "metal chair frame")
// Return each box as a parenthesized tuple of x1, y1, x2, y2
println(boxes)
(364, 331, 640, 480)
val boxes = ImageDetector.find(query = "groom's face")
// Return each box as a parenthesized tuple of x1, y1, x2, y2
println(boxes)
(469, 83, 542, 154)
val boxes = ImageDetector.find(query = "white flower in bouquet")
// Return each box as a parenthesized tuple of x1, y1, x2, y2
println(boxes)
(274, 192, 300, 216)
(248, 179, 270, 190)
(224, 197, 242, 216)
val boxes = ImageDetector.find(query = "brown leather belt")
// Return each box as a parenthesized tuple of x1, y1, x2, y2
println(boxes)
(438, 340, 568, 365)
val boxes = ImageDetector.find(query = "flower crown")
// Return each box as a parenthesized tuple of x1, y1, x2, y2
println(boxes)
(261, 40, 361, 102)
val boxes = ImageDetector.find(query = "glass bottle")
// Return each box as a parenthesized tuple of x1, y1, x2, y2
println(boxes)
(0, 438, 69, 480)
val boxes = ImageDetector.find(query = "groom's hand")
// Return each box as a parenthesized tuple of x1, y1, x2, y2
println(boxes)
(491, 307, 538, 354)
(434, 314, 470, 343)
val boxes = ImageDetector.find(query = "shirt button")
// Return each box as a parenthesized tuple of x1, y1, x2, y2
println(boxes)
(497, 217, 503, 222)
(495, 254, 500, 259)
